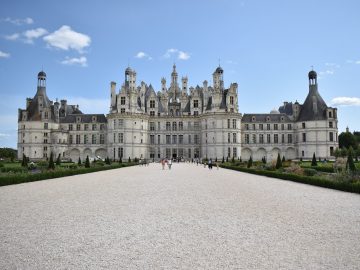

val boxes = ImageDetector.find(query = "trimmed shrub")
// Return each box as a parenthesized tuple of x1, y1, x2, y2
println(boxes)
(247, 156, 253, 168)
(347, 150, 356, 172)
(78, 157, 82, 166)
(48, 152, 55, 170)
(276, 153, 282, 169)
(128, 157, 131, 163)
(303, 168, 317, 176)
(56, 154, 61, 166)
(85, 155, 90, 168)
(311, 153, 317, 166)
(282, 156, 286, 163)
(222, 157, 225, 163)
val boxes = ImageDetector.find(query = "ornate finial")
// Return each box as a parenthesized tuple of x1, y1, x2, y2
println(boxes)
(218, 58, 221, 67)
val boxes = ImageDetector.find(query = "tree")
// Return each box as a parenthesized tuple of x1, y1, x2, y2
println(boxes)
(48, 152, 55, 170)
(282, 156, 285, 163)
(78, 157, 82, 166)
(311, 153, 317, 166)
(247, 156, 253, 168)
(346, 148, 356, 172)
(339, 131, 357, 150)
(239, 157, 242, 162)
(334, 148, 341, 158)
(222, 157, 225, 163)
(119, 157, 122, 163)
(85, 155, 90, 168)
(21, 153, 28, 167)
(231, 156, 235, 163)
(226, 157, 229, 163)
(276, 153, 282, 169)
(128, 157, 131, 163)
(56, 154, 61, 166)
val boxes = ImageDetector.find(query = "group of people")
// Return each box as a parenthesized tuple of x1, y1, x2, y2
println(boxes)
(159, 157, 219, 170)
(160, 158, 173, 170)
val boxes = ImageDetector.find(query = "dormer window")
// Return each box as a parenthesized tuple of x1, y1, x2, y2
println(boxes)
(266, 116, 270, 122)
(252, 116, 256, 122)
(150, 100, 155, 108)
(230, 96, 234, 105)
(328, 111, 332, 118)
(121, 97, 126, 105)
(92, 116, 97, 122)
(193, 100, 199, 108)
(76, 117, 81, 123)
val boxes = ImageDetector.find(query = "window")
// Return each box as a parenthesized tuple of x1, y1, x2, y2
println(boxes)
(92, 134, 96, 144)
(69, 124, 73, 131)
(245, 124, 249, 130)
(287, 124, 292, 130)
(227, 119, 231, 129)
(44, 112, 48, 119)
(194, 111, 199, 116)
(100, 134, 105, 144)
(302, 122, 305, 129)
(121, 108, 125, 114)
(119, 119, 124, 128)
(113, 133, 116, 143)
(69, 135, 73, 144)
(76, 134, 81, 144)
(252, 124, 255, 130)
(302, 150, 304, 157)
(233, 133, 237, 143)
(274, 124, 278, 130)
(288, 134, 292, 143)
(230, 96, 234, 105)
(228, 133, 231, 143)
(84, 124, 88, 131)
(150, 111, 155, 116)
(179, 121, 183, 130)
(179, 135, 183, 144)
(84, 135, 88, 144)
(157, 122, 161, 130)
(329, 111, 332, 118)
(188, 135, 192, 144)
(166, 148, 171, 158)
(259, 124, 263, 130)
(76, 124, 81, 131)
(166, 135, 171, 144)
(150, 122, 155, 131)
(274, 134, 278, 143)
(194, 134, 199, 144)
(302, 133, 306, 142)
(92, 124, 97, 131)
(121, 97, 126, 105)
(233, 147, 237, 158)
(329, 132, 334, 142)
(267, 124, 270, 130)
(188, 148, 191, 158)
(245, 134, 250, 144)
(157, 135, 161, 144)
(172, 135, 177, 144)
(233, 119, 236, 129)
(44, 132, 48, 137)
(281, 124, 284, 130)
(267, 134, 271, 143)
(259, 134, 264, 144)
(118, 147, 124, 158)
(43, 139, 48, 144)
(193, 100, 199, 108)
(166, 122, 171, 131)
(194, 122, 200, 130)
(44, 123, 48, 129)
(282, 134, 285, 143)
(228, 147, 231, 158)
(150, 100, 155, 108)
(329, 122, 333, 128)
(172, 122, 177, 131)
(119, 133, 124, 143)
(150, 135, 155, 144)
(330, 147, 334, 156)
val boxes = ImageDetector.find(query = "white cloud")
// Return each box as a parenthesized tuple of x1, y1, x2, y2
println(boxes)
(325, 63, 340, 68)
(319, 70, 334, 75)
(5, 33, 20, 41)
(163, 48, 191, 60)
(226, 60, 238, 65)
(356, 61, 360, 64)
(330, 97, 360, 106)
(43, 25, 91, 53)
(0, 50, 10, 58)
(135, 51, 152, 60)
(61, 56, 88, 67)
(66, 97, 109, 114)
(2, 17, 33, 25)
(23, 28, 48, 44)
(0, 133, 10, 138)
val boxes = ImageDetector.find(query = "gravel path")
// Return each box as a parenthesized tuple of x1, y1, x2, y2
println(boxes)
(1, 163, 360, 269)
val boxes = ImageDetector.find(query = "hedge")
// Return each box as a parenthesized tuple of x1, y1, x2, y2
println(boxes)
(220, 164, 360, 194)
(301, 165, 334, 173)
(0, 163, 138, 187)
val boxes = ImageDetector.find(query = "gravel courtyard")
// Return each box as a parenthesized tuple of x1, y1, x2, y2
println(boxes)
(1, 163, 360, 269)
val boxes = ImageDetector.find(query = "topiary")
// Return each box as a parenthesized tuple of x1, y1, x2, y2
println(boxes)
(85, 155, 90, 168)
(56, 154, 61, 166)
(311, 153, 317, 166)
(276, 153, 282, 169)
(247, 156, 253, 168)
(48, 152, 55, 170)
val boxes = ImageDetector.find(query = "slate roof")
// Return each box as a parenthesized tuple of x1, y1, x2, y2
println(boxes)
(27, 87, 54, 121)
(242, 113, 292, 122)
(60, 114, 107, 123)
(278, 102, 294, 115)
(297, 86, 328, 121)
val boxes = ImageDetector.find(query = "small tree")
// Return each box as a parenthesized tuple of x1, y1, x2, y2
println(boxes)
(128, 157, 131, 163)
(231, 156, 235, 163)
(21, 154, 28, 167)
(48, 152, 55, 170)
(56, 154, 61, 166)
(262, 157, 266, 164)
(247, 156, 253, 168)
(78, 157, 82, 166)
(119, 157, 122, 163)
(239, 157, 242, 162)
(85, 155, 90, 168)
(311, 153, 317, 166)
(347, 147, 356, 173)
(282, 156, 285, 163)
(226, 157, 229, 163)
(276, 153, 282, 169)
(215, 157, 218, 163)
(222, 157, 225, 163)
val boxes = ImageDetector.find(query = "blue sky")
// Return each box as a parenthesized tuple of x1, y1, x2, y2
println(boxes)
(0, 0, 360, 148)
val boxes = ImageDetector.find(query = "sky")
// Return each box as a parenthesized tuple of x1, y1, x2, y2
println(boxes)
(0, 0, 360, 148)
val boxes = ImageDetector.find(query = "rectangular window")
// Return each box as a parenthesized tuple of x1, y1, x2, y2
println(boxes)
(92, 134, 96, 144)
(267, 124, 270, 130)
(302, 122, 305, 129)
(69, 124, 73, 131)
(76, 134, 81, 144)
(166, 135, 171, 144)
(194, 111, 199, 116)
(118, 147, 124, 158)
(252, 134, 256, 144)
(188, 148, 191, 158)
(227, 119, 231, 129)
(193, 100, 199, 108)
(76, 124, 81, 131)
(228, 147, 231, 158)
(245, 124, 249, 130)
(179, 135, 183, 144)
(233, 147, 237, 158)
(259, 134, 264, 144)
(84, 134, 88, 144)
(84, 124, 88, 131)
(245, 134, 250, 144)
(91, 124, 96, 131)
(329, 132, 334, 142)
(118, 119, 124, 128)
(252, 124, 255, 130)
(232, 119, 236, 129)
(194, 122, 200, 130)
(329, 111, 332, 118)
(121, 97, 126, 105)
(150, 111, 155, 116)
(100, 134, 105, 144)
(281, 124, 284, 130)
(287, 124, 292, 130)
(288, 134, 292, 144)
(259, 124, 263, 130)
(150, 100, 155, 108)
(119, 133, 124, 143)
(172, 135, 177, 144)
(69, 135, 73, 144)
(194, 134, 199, 144)
(166, 148, 171, 158)
(228, 133, 231, 143)
(121, 108, 125, 114)
(166, 122, 171, 131)
(44, 123, 48, 129)
(330, 147, 334, 156)
(179, 121, 183, 130)
(233, 133, 237, 143)
(274, 134, 278, 143)
(281, 134, 285, 143)
(267, 134, 271, 143)
(302, 133, 306, 142)
(172, 122, 177, 131)
(188, 135, 191, 144)
(150, 135, 155, 144)
(230, 96, 234, 105)
(274, 124, 278, 130)
(329, 122, 333, 128)
(150, 122, 155, 131)
(44, 111, 48, 119)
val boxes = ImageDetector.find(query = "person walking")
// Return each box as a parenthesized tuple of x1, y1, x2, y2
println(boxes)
(168, 158, 172, 170)
(161, 159, 165, 170)
(208, 159, 212, 169)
